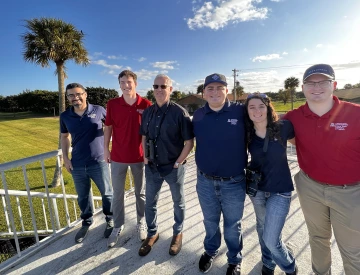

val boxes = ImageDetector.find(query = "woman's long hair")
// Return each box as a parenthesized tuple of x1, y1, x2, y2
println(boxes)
(244, 93, 282, 146)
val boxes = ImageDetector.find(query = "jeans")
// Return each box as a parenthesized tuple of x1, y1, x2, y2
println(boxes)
(250, 191, 296, 273)
(196, 170, 246, 265)
(145, 164, 185, 237)
(71, 160, 113, 226)
(111, 161, 145, 228)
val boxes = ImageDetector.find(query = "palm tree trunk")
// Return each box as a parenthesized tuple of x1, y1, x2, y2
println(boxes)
(291, 89, 294, 110)
(51, 63, 65, 187)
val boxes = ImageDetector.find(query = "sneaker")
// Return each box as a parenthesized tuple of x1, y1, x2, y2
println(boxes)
(104, 219, 114, 238)
(226, 264, 241, 275)
(75, 225, 90, 243)
(199, 252, 216, 273)
(261, 265, 274, 275)
(107, 225, 124, 248)
(136, 223, 147, 242)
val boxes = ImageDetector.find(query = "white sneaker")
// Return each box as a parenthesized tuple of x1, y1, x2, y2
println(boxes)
(107, 225, 124, 248)
(136, 223, 147, 242)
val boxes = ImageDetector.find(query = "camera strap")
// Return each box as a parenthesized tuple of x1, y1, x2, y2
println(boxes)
(248, 129, 269, 171)
(146, 103, 170, 143)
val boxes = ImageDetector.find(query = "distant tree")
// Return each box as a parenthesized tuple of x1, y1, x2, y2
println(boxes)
(170, 90, 182, 102)
(264, 92, 278, 101)
(22, 17, 90, 187)
(146, 90, 155, 103)
(232, 85, 244, 100)
(86, 87, 118, 108)
(284, 77, 300, 110)
(278, 89, 291, 105)
(353, 83, 360, 88)
(343, 83, 353, 89)
(197, 84, 204, 98)
(295, 91, 305, 99)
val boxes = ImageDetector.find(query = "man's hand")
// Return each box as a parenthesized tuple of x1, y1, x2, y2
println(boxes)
(63, 158, 73, 173)
(104, 148, 111, 163)
(144, 157, 149, 165)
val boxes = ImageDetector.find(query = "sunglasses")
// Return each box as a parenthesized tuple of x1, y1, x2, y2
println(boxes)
(247, 93, 268, 99)
(153, 84, 168, 89)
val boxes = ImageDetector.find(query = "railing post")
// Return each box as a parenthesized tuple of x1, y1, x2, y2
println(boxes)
(51, 198, 61, 230)
(22, 165, 39, 245)
(1, 171, 21, 257)
(16, 196, 25, 233)
(1, 195, 11, 233)
(41, 159, 57, 234)
(57, 155, 70, 227)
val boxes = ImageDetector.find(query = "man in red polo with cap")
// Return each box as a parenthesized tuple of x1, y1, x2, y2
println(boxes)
(284, 64, 360, 275)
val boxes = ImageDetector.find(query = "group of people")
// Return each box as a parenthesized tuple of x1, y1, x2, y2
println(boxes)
(60, 64, 360, 275)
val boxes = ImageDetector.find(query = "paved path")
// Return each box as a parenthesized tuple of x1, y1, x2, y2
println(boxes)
(5, 157, 345, 275)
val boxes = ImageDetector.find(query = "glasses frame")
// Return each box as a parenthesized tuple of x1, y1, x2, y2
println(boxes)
(66, 92, 86, 99)
(153, 84, 168, 90)
(303, 80, 333, 89)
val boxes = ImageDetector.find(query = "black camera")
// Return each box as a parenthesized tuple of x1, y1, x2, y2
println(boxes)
(145, 139, 155, 161)
(245, 169, 262, 197)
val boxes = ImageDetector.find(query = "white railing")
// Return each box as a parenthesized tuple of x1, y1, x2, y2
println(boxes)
(0, 149, 134, 271)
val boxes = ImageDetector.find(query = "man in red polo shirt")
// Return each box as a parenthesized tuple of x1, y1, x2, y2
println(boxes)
(104, 70, 152, 248)
(284, 64, 360, 275)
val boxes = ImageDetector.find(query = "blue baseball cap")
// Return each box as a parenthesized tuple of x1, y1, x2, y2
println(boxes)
(303, 64, 335, 81)
(204, 73, 227, 88)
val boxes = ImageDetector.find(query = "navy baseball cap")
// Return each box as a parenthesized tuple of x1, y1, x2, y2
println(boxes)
(303, 64, 335, 81)
(204, 73, 227, 88)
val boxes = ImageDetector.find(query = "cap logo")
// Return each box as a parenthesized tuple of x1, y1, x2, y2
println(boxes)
(212, 74, 220, 80)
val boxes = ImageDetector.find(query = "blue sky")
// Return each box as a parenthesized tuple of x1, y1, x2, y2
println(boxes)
(1, 0, 360, 97)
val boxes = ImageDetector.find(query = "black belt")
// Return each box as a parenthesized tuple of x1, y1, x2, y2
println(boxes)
(199, 170, 232, 181)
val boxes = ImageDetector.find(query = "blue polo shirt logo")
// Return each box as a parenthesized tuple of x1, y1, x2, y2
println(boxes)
(227, 119, 238, 125)
(88, 114, 96, 118)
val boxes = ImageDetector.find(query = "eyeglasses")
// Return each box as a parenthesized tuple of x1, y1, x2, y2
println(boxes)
(153, 84, 168, 89)
(67, 92, 85, 99)
(247, 93, 268, 99)
(304, 80, 333, 88)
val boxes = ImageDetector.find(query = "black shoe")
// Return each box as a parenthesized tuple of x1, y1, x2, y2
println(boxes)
(104, 219, 114, 238)
(286, 265, 298, 275)
(75, 225, 90, 243)
(262, 265, 274, 275)
(226, 264, 241, 275)
(199, 252, 216, 273)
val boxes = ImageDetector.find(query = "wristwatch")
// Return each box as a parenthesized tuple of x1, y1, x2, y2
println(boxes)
(174, 162, 180, 168)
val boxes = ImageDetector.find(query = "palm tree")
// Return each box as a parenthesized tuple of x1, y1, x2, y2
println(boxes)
(197, 84, 204, 98)
(284, 77, 300, 110)
(232, 85, 244, 101)
(21, 17, 89, 186)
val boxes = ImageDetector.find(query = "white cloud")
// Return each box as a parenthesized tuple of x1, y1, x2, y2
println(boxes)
(187, 0, 268, 30)
(316, 44, 323, 48)
(137, 57, 147, 62)
(252, 53, 282, 62)
(151, 61, 178, 70)
(282, 52, 288, 55)
(94, 52, 104, 56)
(107, 55, 127, 60)
(92, 59, 122, 70)
(270, 0, 281, 2)
(134, 69, 160, 80)
(303, 48, 308, 52)
(239, 70, 283, 92)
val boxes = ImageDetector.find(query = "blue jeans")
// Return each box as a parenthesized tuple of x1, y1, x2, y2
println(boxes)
(71, 160, 113, 226)
(196, 170, 246, 265)
(145, 164, 185, 237)
(250, 191, 296, 273)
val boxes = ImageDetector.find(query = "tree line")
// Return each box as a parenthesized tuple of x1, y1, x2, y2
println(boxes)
(0, 87, 118, 113)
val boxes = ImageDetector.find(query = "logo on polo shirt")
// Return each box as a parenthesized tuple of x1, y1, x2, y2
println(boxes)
(88, 114, 96, 118)
(227, 119, 238, 125)
(137, 109, 144, 114)
(330, 122, 348, 131)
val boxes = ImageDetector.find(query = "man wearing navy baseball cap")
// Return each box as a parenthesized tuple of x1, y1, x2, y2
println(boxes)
(284, 64, 360, 274)
(193, 73, 247, 275)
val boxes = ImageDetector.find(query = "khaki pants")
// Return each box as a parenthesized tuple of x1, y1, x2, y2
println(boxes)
(295, 170, 360, 275)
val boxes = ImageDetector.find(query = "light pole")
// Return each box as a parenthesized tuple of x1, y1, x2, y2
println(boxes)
(232, 69, 239, 102)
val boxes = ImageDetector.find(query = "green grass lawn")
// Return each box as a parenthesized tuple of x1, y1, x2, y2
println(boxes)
(0, 112, 131, 235)
(271, 99, 306, 113)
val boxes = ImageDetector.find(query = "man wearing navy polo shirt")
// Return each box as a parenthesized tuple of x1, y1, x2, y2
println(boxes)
(284, 64, 360, 275)
(193, 73, 247, 275)
(60, 83, 113, 243)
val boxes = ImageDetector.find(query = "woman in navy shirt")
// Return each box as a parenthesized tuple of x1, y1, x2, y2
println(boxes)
(244, 93, 297, 275)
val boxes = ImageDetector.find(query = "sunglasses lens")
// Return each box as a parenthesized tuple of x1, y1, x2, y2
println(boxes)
(161, 85, 167, 89)
(153, 85, 158, 89)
